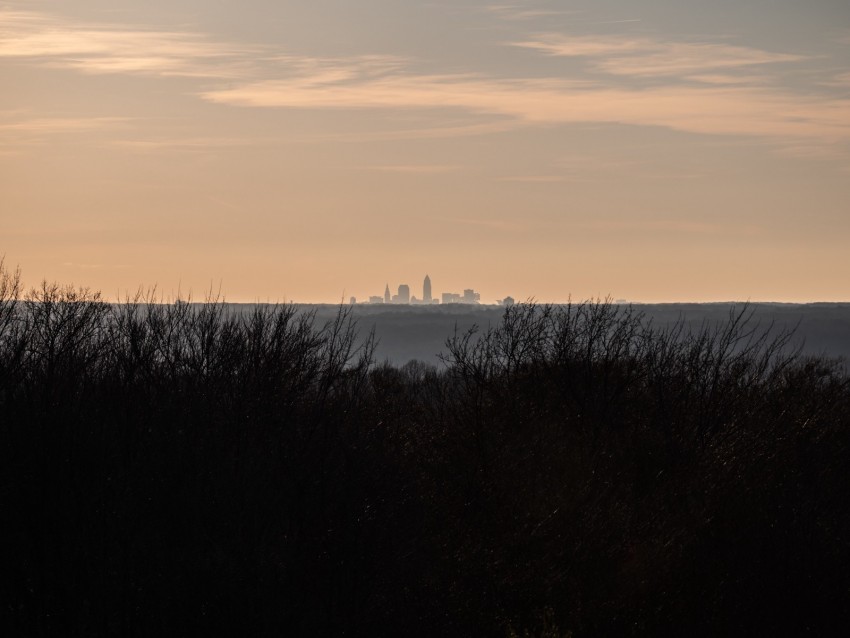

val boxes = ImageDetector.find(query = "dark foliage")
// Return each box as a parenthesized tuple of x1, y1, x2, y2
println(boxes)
(2, 261, 849, 636)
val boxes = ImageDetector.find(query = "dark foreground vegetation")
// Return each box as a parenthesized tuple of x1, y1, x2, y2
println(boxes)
(2, 261, 849, 636)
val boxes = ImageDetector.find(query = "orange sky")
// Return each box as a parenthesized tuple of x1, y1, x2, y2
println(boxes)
(2, 1, 849, 302)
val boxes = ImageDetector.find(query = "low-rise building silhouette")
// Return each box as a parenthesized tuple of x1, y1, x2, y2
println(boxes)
(442, 289, 481, 304)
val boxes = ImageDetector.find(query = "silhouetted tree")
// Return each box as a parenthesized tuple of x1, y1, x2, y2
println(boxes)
(2, 264, 848, 636)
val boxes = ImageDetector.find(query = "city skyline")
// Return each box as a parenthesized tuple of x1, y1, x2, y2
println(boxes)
(360, 274, 486, 305)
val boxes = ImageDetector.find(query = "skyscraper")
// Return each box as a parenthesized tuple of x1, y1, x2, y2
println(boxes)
(384, 284, 391, 304)
(397, 284, 410, 304)
(423, 274, 432, 303)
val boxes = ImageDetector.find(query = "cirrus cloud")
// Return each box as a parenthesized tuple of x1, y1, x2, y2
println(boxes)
(510, 34, 807, 78)
(200, 66, 850, 142)
(0, 9, 259, 77)
(3, 8, 849, 148)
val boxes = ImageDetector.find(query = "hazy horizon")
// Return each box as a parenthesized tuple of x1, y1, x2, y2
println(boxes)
(2, 0, 849, 302)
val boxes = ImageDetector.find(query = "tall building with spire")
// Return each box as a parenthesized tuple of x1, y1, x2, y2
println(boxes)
(384, 284, 391, 304)
(423, 274, 432, 303)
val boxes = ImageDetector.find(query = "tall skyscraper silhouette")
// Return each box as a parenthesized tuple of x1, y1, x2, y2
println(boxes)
(384, 284, 391, 304)
(423, 274, 432, 303)
(398, 284, 410, 304)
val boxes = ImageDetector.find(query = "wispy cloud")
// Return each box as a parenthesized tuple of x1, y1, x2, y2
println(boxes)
(687, 73, 771, 86)
(107, 136, 265, 153)
(308, 119, 517, 142)
(195, 27, 847, 145)
(0, 116, 127, 133)
(511, 34, 806, 78)
(3, 9, 848, 150)
(820, 71, 850, 88)
(201, 67, 850, 142)
(0, 9, 258, 78)
(484, 4, 577, 22)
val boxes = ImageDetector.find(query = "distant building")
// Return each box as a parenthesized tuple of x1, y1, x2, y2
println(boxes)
(397, 284, 410, 304)
(463, 289, 481, 304)
(350, 296, 357, 305)
(442, 292, 461, 304)
(369, 295, 384, 304)
(423, 274, 432, 303)
(384, 284, 391, 304)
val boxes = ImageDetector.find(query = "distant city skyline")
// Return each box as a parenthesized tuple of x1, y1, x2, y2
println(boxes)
(354, 274, 489, 305)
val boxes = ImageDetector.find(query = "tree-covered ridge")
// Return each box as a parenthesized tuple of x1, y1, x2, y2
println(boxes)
(1, 261, 848, 636)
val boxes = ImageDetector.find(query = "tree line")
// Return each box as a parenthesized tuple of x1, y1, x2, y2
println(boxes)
(1, 259, 849, 636)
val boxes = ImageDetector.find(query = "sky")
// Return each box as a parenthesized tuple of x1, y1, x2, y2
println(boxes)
(1, 0, 849, 303)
